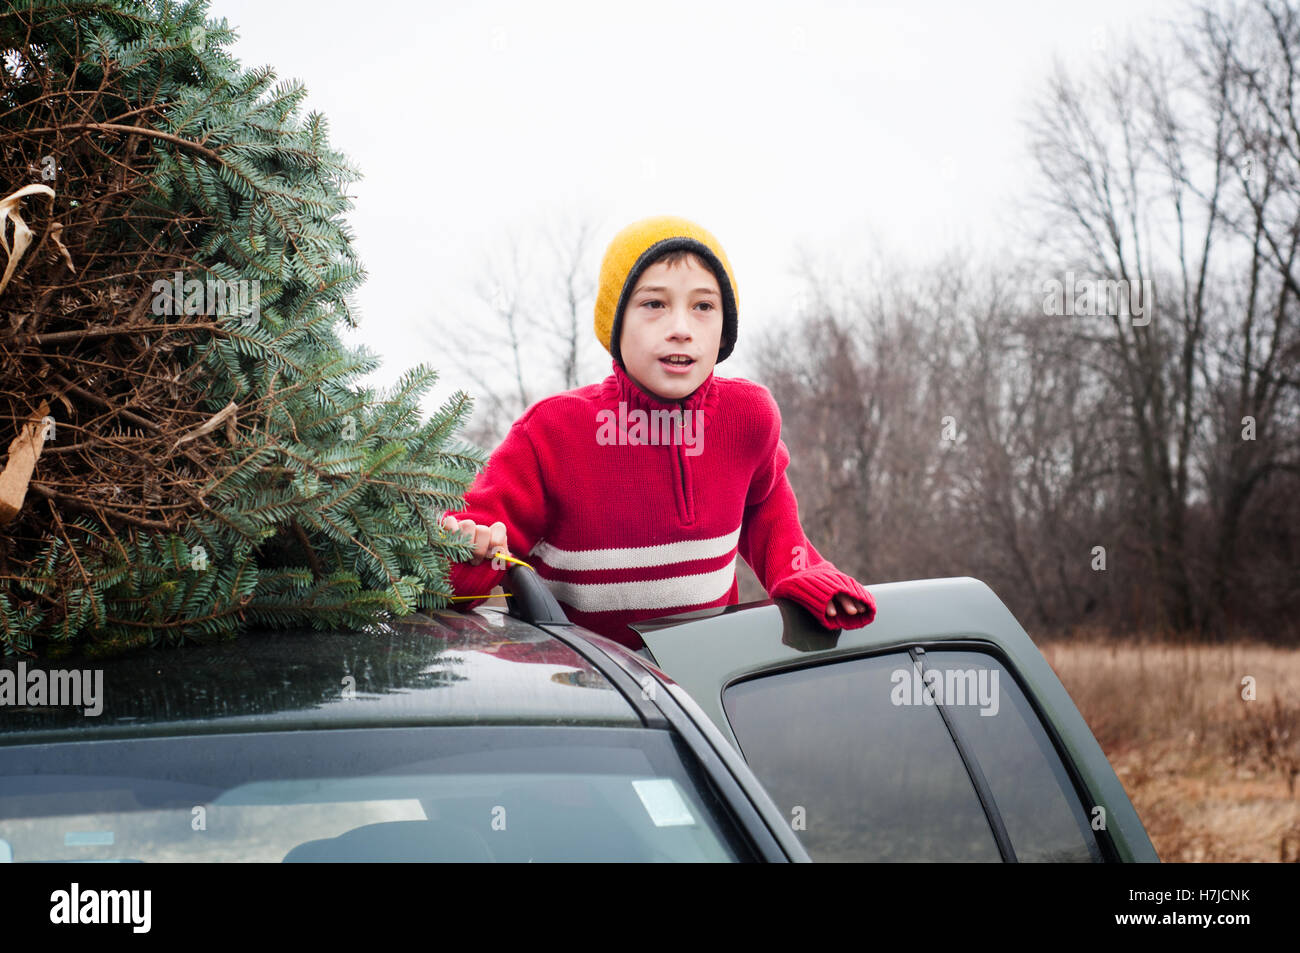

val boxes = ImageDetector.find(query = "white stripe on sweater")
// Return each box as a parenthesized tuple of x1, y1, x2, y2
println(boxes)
(529, 526, 742, 572)
(542, 557, 738, 613)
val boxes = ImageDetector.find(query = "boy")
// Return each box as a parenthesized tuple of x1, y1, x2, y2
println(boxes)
(440, 214, 874, 650)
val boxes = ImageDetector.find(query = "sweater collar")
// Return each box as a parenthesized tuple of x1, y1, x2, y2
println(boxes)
(602, 357, 719, 422)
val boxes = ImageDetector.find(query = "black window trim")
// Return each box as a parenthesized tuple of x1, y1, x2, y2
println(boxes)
(909, 646, 1019, 862)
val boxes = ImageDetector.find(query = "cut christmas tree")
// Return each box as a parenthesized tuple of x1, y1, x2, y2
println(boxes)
(0, 0, 486, 658)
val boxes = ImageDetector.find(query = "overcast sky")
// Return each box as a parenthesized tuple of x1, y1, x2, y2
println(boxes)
(207, 0, 1194, 419)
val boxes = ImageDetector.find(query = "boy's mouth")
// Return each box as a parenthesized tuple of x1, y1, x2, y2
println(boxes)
(659, 354, 695, 374)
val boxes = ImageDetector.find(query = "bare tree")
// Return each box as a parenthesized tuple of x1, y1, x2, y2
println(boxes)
(539, 213, 601, 392)
(1184, 0, 1300, 634)
(438, 214, 607, 449)
(750, 0, 1300, 642)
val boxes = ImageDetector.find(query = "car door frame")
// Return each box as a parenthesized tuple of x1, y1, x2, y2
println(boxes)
(629, 576, 1160, 863)
(464, 609, 813, 863)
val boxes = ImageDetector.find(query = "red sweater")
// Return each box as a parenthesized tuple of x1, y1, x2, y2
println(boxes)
(444, 358, 876, 649)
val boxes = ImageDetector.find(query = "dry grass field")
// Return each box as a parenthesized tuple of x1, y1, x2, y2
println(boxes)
(1040, 636, 1300, 862)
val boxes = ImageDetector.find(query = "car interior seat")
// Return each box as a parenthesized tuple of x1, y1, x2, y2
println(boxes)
(281, 819, 494, 862)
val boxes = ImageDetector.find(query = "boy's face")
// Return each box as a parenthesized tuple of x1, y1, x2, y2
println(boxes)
(618, 254, 723, 401)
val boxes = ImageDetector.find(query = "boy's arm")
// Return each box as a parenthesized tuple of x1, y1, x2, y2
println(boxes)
(737, 398, 876, 629)
(441, 417, 549, 610)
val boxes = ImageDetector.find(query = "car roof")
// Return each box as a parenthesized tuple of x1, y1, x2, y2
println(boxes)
(0, 608, 641, 745)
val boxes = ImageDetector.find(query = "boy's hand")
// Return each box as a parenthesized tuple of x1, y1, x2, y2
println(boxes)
(441, 516, 511, 567)
(825, 592, 868, 618)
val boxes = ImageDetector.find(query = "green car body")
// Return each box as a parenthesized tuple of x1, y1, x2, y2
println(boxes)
(0, 570, 1158, 862)
(632, 576, 1160, 863)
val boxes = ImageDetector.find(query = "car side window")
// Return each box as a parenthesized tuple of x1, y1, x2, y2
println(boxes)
(923, 650, 1104, 862)
(721, 652, 1002, 861)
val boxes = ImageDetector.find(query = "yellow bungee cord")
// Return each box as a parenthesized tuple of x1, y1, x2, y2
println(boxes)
(446, 550, 536, 601)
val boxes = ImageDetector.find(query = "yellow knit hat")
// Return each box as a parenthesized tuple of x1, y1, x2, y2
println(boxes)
(594, 215, 739, 366)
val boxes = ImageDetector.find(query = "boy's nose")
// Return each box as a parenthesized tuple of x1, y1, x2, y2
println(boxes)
(666, 308, 693, 338)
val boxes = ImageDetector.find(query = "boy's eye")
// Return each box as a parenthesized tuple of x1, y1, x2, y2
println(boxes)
(640, 299, 714, 310)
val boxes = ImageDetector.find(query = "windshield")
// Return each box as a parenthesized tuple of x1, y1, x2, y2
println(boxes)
(0, 726, 747, 862)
